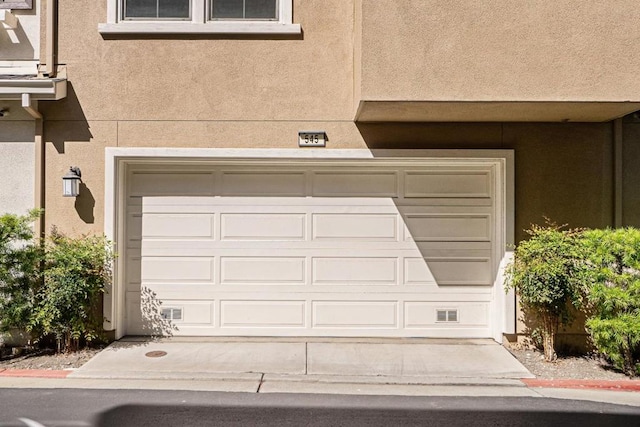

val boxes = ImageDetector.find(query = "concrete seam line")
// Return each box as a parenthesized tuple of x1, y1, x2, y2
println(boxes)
(256, 373, 265, 393)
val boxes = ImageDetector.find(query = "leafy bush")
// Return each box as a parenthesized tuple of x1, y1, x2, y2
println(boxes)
(0, 211, 43, 342)
(35, 230, 114, 352)
(0, 212, 114, 352)
(582, 228, 640, 376)
(506, 222, 586, 361)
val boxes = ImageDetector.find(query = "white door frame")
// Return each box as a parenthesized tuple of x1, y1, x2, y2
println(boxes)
(104, 148, 514, 341)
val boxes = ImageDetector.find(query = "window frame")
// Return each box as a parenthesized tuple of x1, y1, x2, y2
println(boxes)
(210, 0, 279, 22)
(122, 0, 192, 21)
(99, 0, 300, 35)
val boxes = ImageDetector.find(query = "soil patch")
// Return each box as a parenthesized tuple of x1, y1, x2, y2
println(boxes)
(508, 347, 630, 380)
(0, 346, 102, 370)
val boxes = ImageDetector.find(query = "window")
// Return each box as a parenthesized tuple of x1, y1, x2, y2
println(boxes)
(211, 0, 277, 20)
(100, 0, 300, 35)
(123, 0, 191, 20)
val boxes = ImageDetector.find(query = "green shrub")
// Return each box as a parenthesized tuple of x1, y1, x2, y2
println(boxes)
(0, 210, 44, 342)
(582, 228, 640, 376)
(506, 222, 586, 361)
(0, 213, 114, 352)
(35, 230, 114, 352)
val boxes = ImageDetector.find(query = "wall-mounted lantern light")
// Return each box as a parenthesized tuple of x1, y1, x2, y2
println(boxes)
(62, 166, 81, 197)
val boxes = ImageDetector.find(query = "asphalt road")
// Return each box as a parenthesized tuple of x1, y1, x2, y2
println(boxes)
(0, 389, 639, 427)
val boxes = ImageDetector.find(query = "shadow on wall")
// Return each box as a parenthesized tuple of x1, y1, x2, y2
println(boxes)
(0, 9, 35, 60)
(515, 305, 590, 354)
(140, 286, 178, 337)
(355, 122, 503, 150)
(74, 182, 95, 224)
(43, 82, 93, 154)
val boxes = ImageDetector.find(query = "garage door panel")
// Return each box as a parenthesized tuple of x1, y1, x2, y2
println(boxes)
(404, 258, 438, 285)
(312, 257, 398, 285)
(312, 301, 398, 328)
(220, 300, 306, 327)
(404, 170, 492, 199)
(426, 257, 493, 286)
(221, 171, 306, 196)
(312, 213, 399, 241)
(157, 301, 214, 325)
(221, 213, 306, 240)
(312, 301, 399, 329)
(312, 171, 399, 197)
(130, 172, 215, 196)
(142, 214, 214, 238)
(404, 302, 490, 328)
(142, 258, 214, 283)
(404, 214, 491, 242)
(220, 257, 306, 284)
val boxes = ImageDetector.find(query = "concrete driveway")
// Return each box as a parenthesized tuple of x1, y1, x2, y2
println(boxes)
(70, 338, 533, 383)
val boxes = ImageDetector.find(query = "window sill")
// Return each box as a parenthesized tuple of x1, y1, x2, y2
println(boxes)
(98, 21, 301, 36)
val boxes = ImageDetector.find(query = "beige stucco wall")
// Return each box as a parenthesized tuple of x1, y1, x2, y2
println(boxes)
(358, 0, 640, 103)
(43, 1, 355, 122)
(0, 104, 35, 216)
(38, 1, 635, 240)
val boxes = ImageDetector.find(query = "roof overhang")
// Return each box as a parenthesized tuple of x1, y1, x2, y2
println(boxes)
(356, 101, 640, 123)
(0, 77, 67, 101)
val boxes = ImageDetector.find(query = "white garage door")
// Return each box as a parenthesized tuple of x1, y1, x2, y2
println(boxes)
(124, 159, 504, 337)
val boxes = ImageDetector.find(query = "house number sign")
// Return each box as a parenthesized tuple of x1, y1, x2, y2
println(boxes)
(298, 131, 326, 147)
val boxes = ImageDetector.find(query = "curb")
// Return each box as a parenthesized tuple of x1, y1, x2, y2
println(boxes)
(0, 369, 71, 379)
(522, 378, 640, 392)
(2, 369, 640, 392)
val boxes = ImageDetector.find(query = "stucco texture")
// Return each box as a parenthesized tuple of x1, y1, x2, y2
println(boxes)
(359, 0, 640, 102)
(42, 1, 355, 122)
(0, 118, 34, 216)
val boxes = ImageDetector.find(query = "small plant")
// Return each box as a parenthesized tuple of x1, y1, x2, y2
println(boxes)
(582, 228, 640, 376)
(34, 230, 114, 352)
(0, 210, 44, 343)
(505, 221, 586, 362)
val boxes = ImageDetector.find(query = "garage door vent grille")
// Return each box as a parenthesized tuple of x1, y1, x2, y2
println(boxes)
(436, 309, 458, 323)
(161, 307, 183, 321)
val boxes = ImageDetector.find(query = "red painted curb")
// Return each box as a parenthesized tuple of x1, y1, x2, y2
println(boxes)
(522, 378, 640, 392)
(0, 369, 70, 379)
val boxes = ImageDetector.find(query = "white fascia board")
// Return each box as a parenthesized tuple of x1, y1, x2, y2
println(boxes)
(98, 21, 301, 35)
(0, 78, 67, 101)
